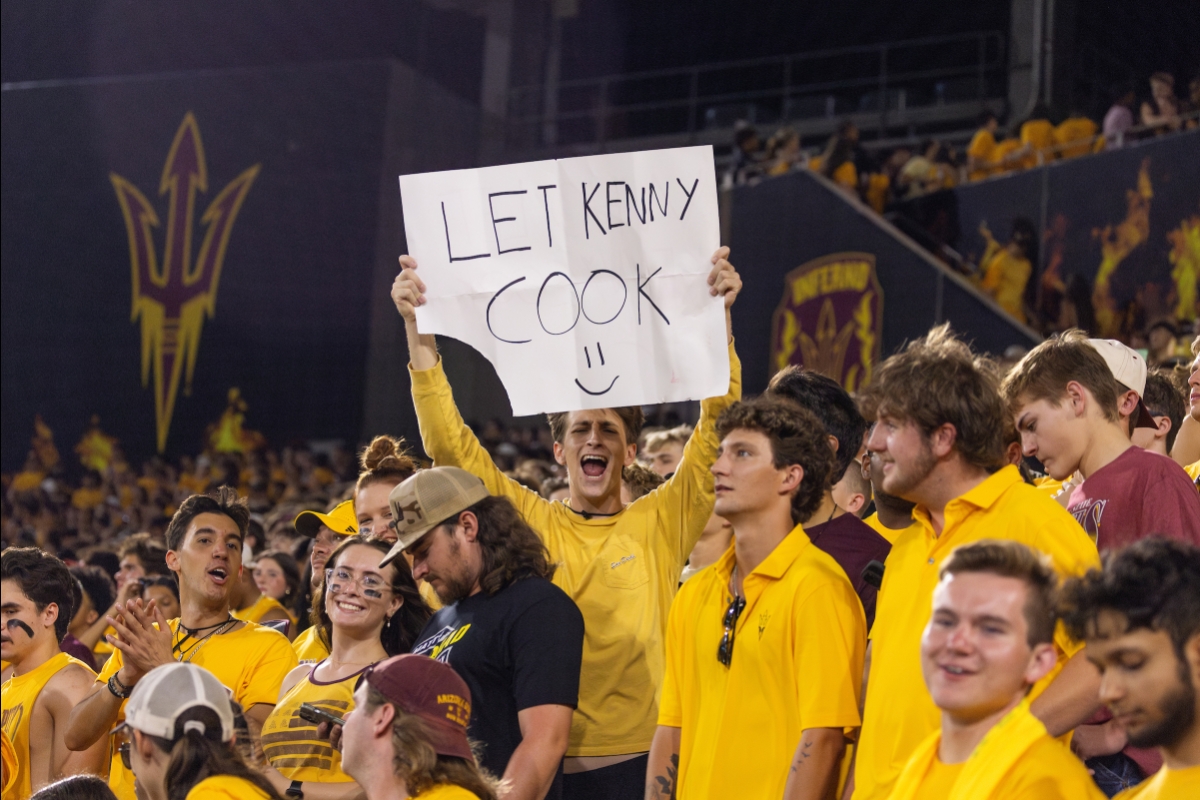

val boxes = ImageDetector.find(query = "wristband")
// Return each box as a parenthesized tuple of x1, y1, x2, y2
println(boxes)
(107, 673, 132, 699)
(285, 780, 304, 798)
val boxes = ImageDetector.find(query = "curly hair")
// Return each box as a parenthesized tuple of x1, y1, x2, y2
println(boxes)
(312, 536, 431, 655)
(1061, 537, 1200, 663)
(622, 462, 665, 501)
(356, 436, 417, 495)
(165, 487, 249, 552)
(716, 395, 836, 524)
(859, 323, 1006, 472)
(767, 366, 868, 478)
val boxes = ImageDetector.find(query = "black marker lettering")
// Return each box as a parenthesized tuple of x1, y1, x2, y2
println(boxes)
(442, 201, 490, 262)
(574, 376, 620, 395)
(488, 191, 531, 255)
(582, 183, 606, 238)
(677, 177, 700, 220)
(606, 182, 626, 229)
(637, 264, 670, 325)
(648, 182, 669, 221)
(580, 269, 628, 325)
(626, 184, 646, 226)
(537, 272, 581, 335)
(597, 341, 606, 366)
(585, 346, 592, 369)
(486, 277, 531, 344)
(537, 185, 557, 247)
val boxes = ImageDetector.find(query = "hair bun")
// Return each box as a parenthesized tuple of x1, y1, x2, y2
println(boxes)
(360, 435, 415, 473)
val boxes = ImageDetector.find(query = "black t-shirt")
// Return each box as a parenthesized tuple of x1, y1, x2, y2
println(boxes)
(411, 576, 584, 793)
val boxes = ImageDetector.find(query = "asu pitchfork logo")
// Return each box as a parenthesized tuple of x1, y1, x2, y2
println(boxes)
(110, 113, 260, 452)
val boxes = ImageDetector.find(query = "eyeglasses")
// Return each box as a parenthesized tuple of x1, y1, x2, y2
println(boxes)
(325, 567, 391, 599)
(716, 594, 746, 667)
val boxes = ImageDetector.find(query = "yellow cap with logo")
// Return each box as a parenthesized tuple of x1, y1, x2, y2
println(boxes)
(293, 499, 358, 538)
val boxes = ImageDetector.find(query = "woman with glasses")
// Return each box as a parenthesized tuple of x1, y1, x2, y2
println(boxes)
(260, 535, 431, 799)
(120, 662, 282, 800)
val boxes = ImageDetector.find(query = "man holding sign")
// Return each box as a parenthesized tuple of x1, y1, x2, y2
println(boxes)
(392, 146, 741, 799)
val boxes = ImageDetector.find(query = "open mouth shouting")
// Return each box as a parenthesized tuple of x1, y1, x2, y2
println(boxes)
(207, 566, 229, 586)
(580, 453, 609, 479)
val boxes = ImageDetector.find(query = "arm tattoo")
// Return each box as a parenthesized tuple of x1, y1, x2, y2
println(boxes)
(648, 753, 679, 800)
(790, 736, 814, 774)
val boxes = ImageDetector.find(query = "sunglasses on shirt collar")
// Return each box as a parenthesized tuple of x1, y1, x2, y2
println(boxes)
(717, 594, 747, 667)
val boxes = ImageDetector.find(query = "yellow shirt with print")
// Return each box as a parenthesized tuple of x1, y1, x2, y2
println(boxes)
(1115, 764, 1200, 799)
(262, 663, 362, 782)
(185, 774, 272, 799)
(852, 465, 1098, 800)
(659, 530, 866, 799)
(411, 343, 741, 757)
(98, 619, 298, 800)
(863, 512, 920, 546)
(292, 625, 330, 665)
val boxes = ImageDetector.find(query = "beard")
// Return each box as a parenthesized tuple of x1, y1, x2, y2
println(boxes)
(429, 535, 477, 606)
(1127, 664, 1197, 749)
(883, 443, 939, 500)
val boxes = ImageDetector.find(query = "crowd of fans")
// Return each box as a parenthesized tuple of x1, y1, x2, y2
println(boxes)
(3, 247, 1200, 800)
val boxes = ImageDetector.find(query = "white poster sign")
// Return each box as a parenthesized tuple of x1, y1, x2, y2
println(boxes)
(399, 146, 727, 416)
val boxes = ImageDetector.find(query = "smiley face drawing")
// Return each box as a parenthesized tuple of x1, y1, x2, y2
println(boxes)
(575, 341, 619, 395)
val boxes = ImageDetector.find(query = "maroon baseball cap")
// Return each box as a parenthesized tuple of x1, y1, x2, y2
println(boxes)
(363, 654, 473, 761)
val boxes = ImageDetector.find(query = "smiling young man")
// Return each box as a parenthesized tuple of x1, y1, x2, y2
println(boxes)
(887, 540, 1103, 799)
(1061, 538, 1200, 799)
(392, 248, 742, 798)
(64, 488, 298, 800)
(1001, 330, 1200, 548)
(382, 467, 584, 800)
(850, 324, 1100, 800)
(1, 548, 107, 797)
(647, 396, 866, 800)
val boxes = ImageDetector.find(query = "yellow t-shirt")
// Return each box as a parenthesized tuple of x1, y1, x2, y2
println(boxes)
(1, 728, 16, 800)
(185, 774, 272, 799)
(862, 512, 920, 546)
(1115, 763, 1200, 799)
(411, 343, 741, 757)
(990, 139, 1023, 173)
(233, 593, 292, 625)
(658, 530, 866, 799)
(0, 651, 96, 800)
(262, 662, 363, 782)
(414, 784, 483, 800)
(852, 465, 1098, 800)
(292, 625, 330, 665)
(1054, 117, 1099, 159)
(980, 250, 1031, 322)
(832, 161, 858, 190)
(967, 129, 997, 179)
(99, 619, 298, 800)
(1019, 119, 1055, 167)
(912, 756, 964, 800)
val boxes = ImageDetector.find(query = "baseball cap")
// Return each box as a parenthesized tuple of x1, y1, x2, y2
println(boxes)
(362, 654, 473, 760)
(125, 663, 234, 742)
(1086, 339, 1155, 429)
(380, 468, 488, 567)
(294, 499, 359, 538)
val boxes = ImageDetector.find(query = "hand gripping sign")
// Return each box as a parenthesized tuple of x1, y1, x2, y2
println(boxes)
(399, 146, 729, 416)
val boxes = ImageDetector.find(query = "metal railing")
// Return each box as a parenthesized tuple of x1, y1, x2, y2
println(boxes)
(508, 31, 1007, 153)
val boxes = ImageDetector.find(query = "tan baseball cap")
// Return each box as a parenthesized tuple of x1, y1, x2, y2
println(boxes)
(293, 499, 359, 538)
(1086, 338, 1155, 429)
(379, 467, 489, 567)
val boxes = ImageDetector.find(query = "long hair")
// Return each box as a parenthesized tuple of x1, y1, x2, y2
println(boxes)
(148, 707, 282, 800)
(255, 550, 301, 609)
(462, 496, 556, 595)
(363, 686, 500, 800)
(312, 536, 431, 655)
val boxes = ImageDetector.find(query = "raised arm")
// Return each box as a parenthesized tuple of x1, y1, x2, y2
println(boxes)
(392, 256, 553, 527)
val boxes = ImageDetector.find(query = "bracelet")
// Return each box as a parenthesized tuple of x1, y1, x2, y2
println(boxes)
(107, 673, 132, 699)
(285, 780, 304, 798)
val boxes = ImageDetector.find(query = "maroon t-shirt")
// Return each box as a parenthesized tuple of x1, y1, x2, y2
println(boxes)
(804, 512, 892, 629)
(1067, 447, 1200, 551)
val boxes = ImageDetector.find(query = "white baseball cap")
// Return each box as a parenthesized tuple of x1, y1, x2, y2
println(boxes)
(1086, 339, 1155, 428)
(125, 663, 235, 742)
